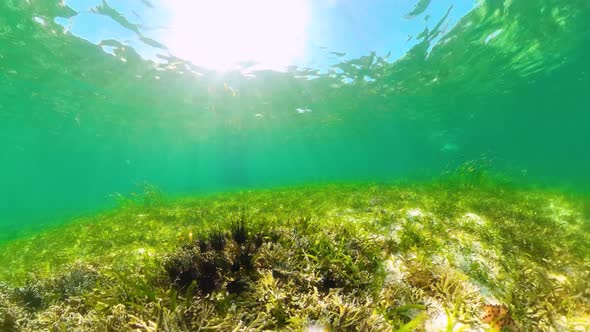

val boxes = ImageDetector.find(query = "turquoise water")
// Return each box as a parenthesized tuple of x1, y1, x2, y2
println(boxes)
(1, 0, 589, 240)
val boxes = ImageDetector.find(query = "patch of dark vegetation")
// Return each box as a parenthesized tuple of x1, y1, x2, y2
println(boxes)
(226, 279, 248, 295)
(253, 232, 265, 249)
(163, 250, 198, 291)
(15, 282, 44, 311)
(163, 219, 263, 297)
(268, 230, 281, 243)
(209, 231, 226, 252)
(197, 236, 209, 252)
(319, 272, 345, 292)
(51, 262, 99, 300)
(230, 217, 248, 245)
(197, 273, 217, 295)
(0, 263, 104, 331)
(11, 262, 100, 312)
(237, 250, 255, 272)
(0, 310, 18, 332)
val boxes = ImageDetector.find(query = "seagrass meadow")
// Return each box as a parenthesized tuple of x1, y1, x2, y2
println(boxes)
(1, 0, 590, 331)
(0, 180, 589, 331)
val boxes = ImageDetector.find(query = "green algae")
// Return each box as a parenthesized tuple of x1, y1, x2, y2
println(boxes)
(0, 182, 588, 331)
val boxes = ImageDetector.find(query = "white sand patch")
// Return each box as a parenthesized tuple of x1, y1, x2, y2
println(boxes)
(389, 224, 403, 242)
(423, 298, 447, 331)
(407, 208, 423, 218)
(463, 212, 485, 226)
(383, 255, 407, 284)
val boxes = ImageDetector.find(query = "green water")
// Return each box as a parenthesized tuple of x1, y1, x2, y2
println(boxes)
(1, 3, 589, 240)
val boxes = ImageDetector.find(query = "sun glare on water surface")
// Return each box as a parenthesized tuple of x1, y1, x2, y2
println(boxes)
(162, 0, 309, 71)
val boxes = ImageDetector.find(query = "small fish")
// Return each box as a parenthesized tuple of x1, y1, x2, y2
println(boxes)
(482, 304, 519, 331)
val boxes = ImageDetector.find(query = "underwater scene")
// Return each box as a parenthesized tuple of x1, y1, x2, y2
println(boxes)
(1, 0, 589, 331)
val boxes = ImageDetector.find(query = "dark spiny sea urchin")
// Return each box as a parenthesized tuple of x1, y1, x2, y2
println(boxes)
(230, 218, 248, 245)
